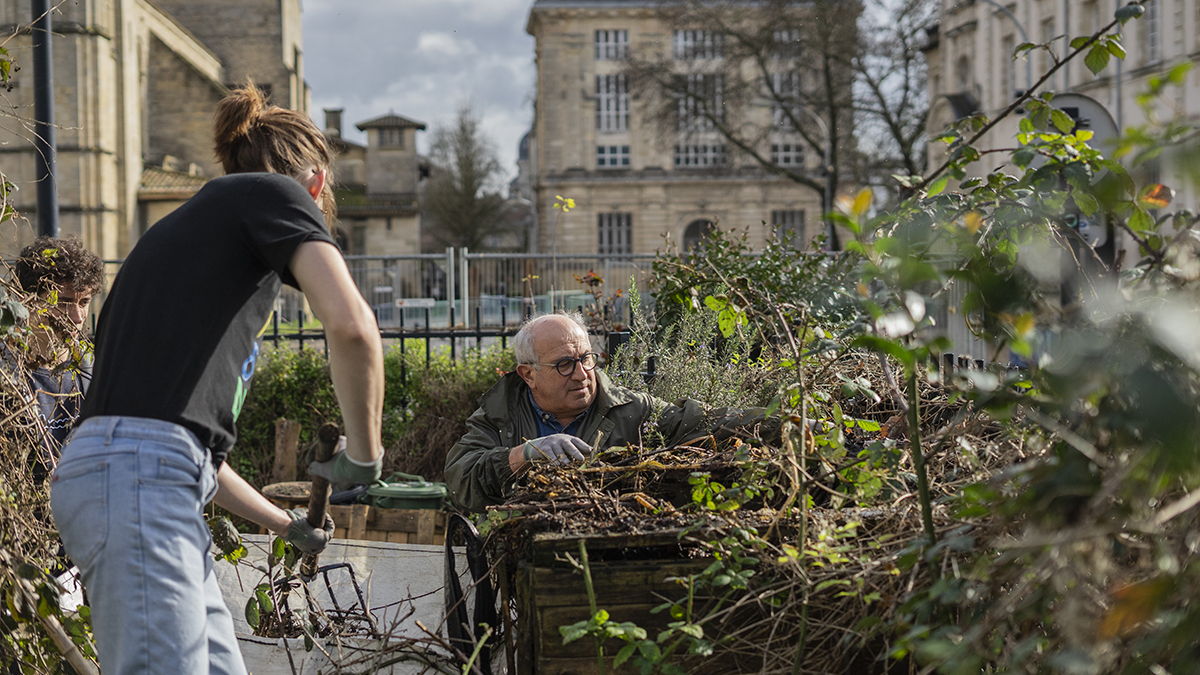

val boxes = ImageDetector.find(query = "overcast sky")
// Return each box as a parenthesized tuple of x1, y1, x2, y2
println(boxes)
(303, 0, 536, 185)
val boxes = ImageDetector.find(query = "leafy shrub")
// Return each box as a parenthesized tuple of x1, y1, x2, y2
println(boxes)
(232, 346, 341, 487)
(232, 341, 513, 489)
(386, 342, 516, 482)
(607, 283, 783, 413)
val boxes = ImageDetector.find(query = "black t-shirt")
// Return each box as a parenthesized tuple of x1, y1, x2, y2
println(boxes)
(80, 173, 337, 465)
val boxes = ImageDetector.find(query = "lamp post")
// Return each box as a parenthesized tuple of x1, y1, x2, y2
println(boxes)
(795, 106, 837, 251)
(32, 0, 58, 238)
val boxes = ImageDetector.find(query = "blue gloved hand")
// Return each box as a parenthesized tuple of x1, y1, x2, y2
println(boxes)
(522, 434, 590, 465)
(283, 508, 335, 555)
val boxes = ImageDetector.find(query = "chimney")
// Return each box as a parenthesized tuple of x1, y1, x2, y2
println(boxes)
(324, 108, 343, 137)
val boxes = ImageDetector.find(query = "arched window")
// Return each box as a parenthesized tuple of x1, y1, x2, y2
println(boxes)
(682, 219, 715, 251)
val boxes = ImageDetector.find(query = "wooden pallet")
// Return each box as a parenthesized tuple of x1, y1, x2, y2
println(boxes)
(262, 481, 446, 545)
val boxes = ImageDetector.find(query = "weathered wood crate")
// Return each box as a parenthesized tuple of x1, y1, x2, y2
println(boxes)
(502, 529, 712, 675)
(262, 481, 446, 545)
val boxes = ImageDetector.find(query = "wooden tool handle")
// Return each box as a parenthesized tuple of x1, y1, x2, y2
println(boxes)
(300, 422, 341, 577)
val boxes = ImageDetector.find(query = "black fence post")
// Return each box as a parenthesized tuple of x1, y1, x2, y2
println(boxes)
(499, 302, 508, 348)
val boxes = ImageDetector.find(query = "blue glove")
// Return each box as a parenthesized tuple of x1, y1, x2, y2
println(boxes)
(523, 434, 590, 465)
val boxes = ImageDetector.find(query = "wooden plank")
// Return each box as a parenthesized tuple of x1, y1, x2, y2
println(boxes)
(530, 561, 708, 606)
(270, 419, 302, 483)
(347, 504, 370, 540)
(385, 531, 407, 544)
(415, 509, 436, 545)
(373, 509, 420, 532)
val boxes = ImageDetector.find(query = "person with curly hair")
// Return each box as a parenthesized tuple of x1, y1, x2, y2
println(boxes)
(5, 235, 105, 472)
(49, 84, 385, 675)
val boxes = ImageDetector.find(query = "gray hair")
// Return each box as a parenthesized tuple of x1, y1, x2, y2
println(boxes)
(513, 311, 588, 366)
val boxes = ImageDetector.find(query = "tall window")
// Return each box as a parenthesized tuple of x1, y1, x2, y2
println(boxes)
(771, 72, 802, 128)
(773, 29, 802, 58)
(379, 127, 403, 148)
(674, 144, 727, 167)
(596, 145, 630, 168)
(677, 74, 724, 130)
(674, 30, 723, 59)
(598, 213, 633, 254)
(1001, 35, 1016, 99)
(596, 74, 629, 131)
(595, 30, 628, 60)
(1143, 0, 1159, 63)
(770, 143, 804, 167)
(1040, 17, 1055, 76)
(772, 210, 806, 246)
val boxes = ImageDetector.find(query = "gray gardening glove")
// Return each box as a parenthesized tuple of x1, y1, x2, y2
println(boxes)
(523, 434, 590, 465)
(308, 436, 382, 488)
(283, 508, 335, 555)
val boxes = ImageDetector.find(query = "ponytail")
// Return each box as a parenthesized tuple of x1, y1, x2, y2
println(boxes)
(213, 81, 337, 226)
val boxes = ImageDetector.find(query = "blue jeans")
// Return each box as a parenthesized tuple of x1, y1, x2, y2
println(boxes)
(50, 417, 247, 675)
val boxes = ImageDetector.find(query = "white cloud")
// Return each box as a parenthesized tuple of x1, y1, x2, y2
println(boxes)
(303, 0, 535, 180)
(416, 31, 475, 58)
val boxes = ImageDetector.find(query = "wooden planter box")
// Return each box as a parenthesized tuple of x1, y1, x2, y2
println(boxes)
(504, 529, 711, 675)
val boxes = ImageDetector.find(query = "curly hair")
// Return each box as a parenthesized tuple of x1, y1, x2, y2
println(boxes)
(15, 236, 105, 297)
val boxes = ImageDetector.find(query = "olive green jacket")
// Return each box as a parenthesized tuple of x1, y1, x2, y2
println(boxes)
(444, 370, 765, 513)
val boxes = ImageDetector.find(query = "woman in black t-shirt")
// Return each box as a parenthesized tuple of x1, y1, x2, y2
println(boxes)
(51, 85, 386, 675)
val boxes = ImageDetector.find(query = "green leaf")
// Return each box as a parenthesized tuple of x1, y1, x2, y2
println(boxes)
(1128, 208, 1155, 233)
(679, 623, 703, 639)
(255, 587, 274, 614)
(1115, 3, 1143, 24)
(271, 536, 286, 561)
(615, 643, 638, 667)
(244, 597, 260, 629)
(852, 335, 917, 369)
(1069, 36, 1091, 50)
(1106, 38, 1126, 59)
(856, 419, 881, 432)
(1050, 109, 1075, 133)
(1012, 146, 1037, 168)
(1073, 191, 1099, 216)
(560, 623, 588, 644)
(1085, 43, 1111, 74)
(926, 176, 948, 197)
(638, 640, 662, 661)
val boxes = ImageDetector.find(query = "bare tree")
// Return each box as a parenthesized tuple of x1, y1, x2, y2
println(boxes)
(422, 105, 512, 251)
(625, 0, 935, 245)
(852, 0, 934, 190)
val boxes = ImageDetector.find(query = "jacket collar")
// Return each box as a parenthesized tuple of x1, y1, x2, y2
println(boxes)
(478, 368, 636, 420)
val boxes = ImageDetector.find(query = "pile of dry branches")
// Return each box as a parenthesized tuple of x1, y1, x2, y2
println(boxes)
(482, 352, 1026, 674)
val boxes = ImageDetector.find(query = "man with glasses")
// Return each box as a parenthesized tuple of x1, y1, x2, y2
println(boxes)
(445, 311, 765, 512)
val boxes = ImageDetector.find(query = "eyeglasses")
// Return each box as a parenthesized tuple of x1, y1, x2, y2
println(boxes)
(526, 353, 599, 377)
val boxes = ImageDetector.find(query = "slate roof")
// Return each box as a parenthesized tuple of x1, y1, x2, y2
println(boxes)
(139, 166, 208, 200)
(356, 114, 427, 131)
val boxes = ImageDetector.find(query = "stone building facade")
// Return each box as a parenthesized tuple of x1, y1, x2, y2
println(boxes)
(0, 0, 306, 260)
(925, 0, 1200, 241)
(323, 110, 426, 256)
(523, 0, 828, 255)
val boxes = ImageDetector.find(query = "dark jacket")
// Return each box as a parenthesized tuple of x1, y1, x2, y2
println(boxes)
(444, 370, 764, 512)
